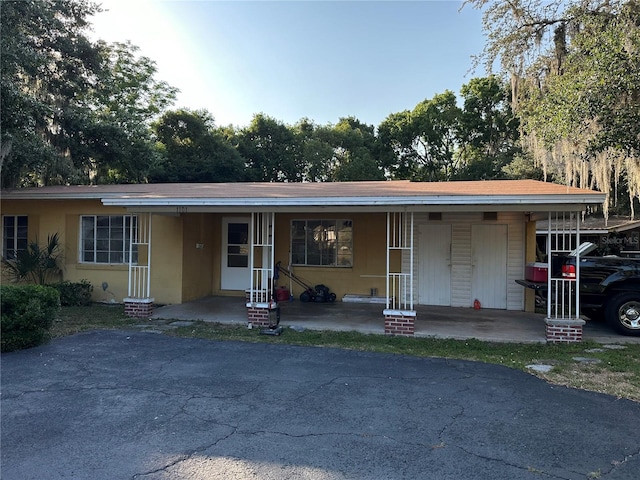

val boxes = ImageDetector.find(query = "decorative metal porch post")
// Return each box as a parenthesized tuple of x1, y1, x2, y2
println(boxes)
(384, 211, 416, 335)
(544, 211, 585, 342)
(124, 213, 154, 318)
(246, 212, 277, 328)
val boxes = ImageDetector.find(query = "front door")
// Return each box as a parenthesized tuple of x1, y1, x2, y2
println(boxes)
(221, 217, 250, 290)
(418, 224, 452, 306)
(471, 224, 507, 309)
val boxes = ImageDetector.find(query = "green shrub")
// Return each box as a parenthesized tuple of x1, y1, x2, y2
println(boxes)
(1, 285, 61, 352)
(53, 280, 93, 306)
(1, 233, 63, 285)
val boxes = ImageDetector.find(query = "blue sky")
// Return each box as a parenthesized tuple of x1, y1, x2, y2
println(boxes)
(91, 1, 488, 128)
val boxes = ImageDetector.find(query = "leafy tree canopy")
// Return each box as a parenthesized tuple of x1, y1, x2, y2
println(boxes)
(150, 109, 246, 183)
(1, 0, 177, 187)
(463, 0, 640, 217)
(235, 114, 304, 182)
(1, 0, 102, 187)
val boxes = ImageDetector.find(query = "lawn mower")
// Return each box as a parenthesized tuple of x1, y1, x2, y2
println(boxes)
(275, 261, 337, 303)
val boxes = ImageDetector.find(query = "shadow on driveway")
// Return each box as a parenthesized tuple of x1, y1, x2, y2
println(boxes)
(2, 330, 639, 479)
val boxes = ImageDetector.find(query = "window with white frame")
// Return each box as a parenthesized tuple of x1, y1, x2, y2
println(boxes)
(291, 219, 353, 267)
(80, 215, 137, 264)
(2, 215, 28, 260)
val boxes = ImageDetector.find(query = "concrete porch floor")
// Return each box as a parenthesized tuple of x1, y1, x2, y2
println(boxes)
(152, 296, 640, 344)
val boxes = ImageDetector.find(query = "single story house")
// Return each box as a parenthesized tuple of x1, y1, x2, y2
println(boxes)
(0, 180, 606, 341)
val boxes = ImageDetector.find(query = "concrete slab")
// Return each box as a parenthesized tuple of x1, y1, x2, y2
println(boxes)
(153, 296, 640, 344)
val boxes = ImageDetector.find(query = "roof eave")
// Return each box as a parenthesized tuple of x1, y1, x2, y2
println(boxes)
(101, 194, 606, 208)
(1, 192, 112, 200)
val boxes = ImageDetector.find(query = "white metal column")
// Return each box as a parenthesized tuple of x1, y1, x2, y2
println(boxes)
(546, 211, 581, 320)
(127, 213, 152, 299)
(386, 211, 414, 310)
(248, 212, 275, 304)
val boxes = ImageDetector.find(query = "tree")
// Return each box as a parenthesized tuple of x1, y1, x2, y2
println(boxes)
(329, 117, 384, 181)
(236, 114, 303, 182)
(150, 109, 246, 183)
(287, 117, 385, 182)
(456, 76, 521, 180)
(502, 154, 545, 181)
(83, 41, 178, 183)
(463, 0, 640, 217)
(1, 0, 102, 187)
(1, 2, 177, 187)
(378, 91, 462, 181)
(291, 119, 335, 182)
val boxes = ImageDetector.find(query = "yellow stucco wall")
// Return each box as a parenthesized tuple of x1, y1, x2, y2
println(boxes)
(273, 212, 389, 299)
(2, 199, 131, 301)
(149, 215, 183, 305)
(0, 199, 186, 305)
(210, 214, 223, 294)
(2, 202, 394, 305)
(181, 213, 216, 302)
(177, 212, 391, 301)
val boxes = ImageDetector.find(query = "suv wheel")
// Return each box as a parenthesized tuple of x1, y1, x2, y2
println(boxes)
(605, 292, 640, 336)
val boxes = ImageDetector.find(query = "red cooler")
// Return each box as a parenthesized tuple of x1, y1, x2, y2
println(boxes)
(275, 286, 290, 302)
(525, 262, 548, 282)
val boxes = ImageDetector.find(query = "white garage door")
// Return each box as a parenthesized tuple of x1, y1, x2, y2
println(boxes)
(418, 224, 452, 306)
(471, 224, 507, 309)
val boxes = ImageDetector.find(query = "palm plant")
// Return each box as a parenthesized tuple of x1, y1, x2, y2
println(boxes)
(2, 233, 64, 285)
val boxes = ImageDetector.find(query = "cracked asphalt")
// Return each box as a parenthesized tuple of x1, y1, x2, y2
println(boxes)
(1, 330, 639, 479)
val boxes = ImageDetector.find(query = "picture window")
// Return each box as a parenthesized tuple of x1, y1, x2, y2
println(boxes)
(291, 219, 353, 267)
(80, 215, 138, 264)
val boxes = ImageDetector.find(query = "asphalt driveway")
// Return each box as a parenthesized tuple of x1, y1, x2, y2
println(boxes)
(1, 330, 639, 480)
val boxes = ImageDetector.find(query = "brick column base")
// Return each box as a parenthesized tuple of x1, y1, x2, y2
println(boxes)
(124, 298, 155, 318)
(383, 309, 416, 336)
(545, 318, 585, 343)
(246, 302, 279, 328)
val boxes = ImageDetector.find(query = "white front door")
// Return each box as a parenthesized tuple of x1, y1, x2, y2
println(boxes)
(471, 224, 507, 309)
(418, 224, 451, 306)
(221, 217, 250, 290)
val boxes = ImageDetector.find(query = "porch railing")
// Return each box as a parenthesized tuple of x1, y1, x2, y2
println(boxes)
(388, 273, 411, 310)
(250, 268, 272, 303)
(129, 265, 150, 298)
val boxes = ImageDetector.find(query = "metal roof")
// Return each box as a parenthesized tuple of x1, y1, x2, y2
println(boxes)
(537, 216, 640, 234)
(1, 180, 606, 211)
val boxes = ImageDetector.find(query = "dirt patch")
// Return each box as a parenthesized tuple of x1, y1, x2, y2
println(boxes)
(538, 365, 640, 402)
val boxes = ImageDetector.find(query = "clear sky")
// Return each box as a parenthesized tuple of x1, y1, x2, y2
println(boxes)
(90, 0, 488, 129)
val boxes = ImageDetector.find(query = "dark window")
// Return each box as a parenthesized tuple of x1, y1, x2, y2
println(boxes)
(291, 219, 353, 267)
(2, 215, 28, 260)
(227, 222, 249, 268)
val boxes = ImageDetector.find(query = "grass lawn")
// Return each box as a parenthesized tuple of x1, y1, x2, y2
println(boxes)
(51, 304, 640, 402)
